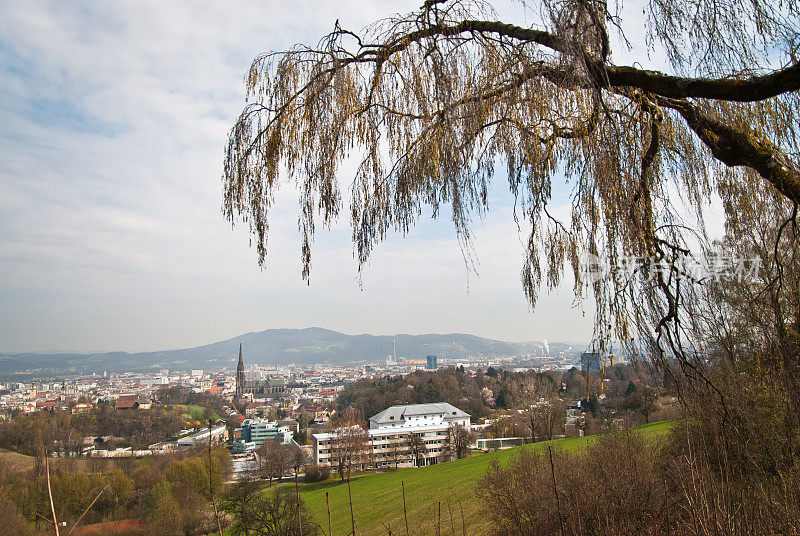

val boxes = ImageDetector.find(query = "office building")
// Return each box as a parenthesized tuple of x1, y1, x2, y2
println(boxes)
(231, 418, 294, 453)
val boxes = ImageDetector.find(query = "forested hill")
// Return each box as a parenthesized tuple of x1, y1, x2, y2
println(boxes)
(0, 327, 579, 375)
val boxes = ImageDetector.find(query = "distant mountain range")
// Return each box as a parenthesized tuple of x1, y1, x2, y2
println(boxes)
(0, 327, 581, 376)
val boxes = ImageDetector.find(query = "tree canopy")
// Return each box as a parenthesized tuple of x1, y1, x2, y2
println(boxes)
(222, 0, 799, 362)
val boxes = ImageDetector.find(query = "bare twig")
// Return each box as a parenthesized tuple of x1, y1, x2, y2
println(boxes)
(402, 481, 410, 536)
(35, 511, 55, 526)
(664, 477, 671, 536)
(437, 501, 441, 536)
(447, 500, 456, 536)
(548, 446, 566, 536)
(327, 491, 333, 536)
(45, 453, 60, 536)
(66, 483, 110, 536)
(448, 485, 467, 536)
(348, 475, 356, 536)
(296, 470, 304, 536)
(208, 419, 224, 536)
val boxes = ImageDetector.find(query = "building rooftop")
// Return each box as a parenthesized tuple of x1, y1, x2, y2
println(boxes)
(369, 402, 469, 424)
(114, 394, 150, 409)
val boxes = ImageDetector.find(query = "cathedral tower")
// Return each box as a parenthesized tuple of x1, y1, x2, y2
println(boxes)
(235, 343, 245, 399)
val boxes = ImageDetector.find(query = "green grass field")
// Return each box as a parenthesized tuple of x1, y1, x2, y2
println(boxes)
(298, 420, 676, 536)
(175, 403, 220, 421)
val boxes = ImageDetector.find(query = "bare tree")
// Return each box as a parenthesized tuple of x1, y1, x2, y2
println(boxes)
(405, 433, 428, 468)
(625, 386, 659, 423)
(386, 436, 408, 470)
(441, 424, 475, 461)
(287, 443, 309, 475)
(329, 425, 372, 482)
(512, 375, 562, 443)
(536, 398, 566, 441)
(220, 478, 261, 536)
(257, 440, 291, 486)
(223, 486, 321, 536)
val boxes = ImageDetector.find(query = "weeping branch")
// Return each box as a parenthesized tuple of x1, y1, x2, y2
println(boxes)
(223, 0, 800, 379)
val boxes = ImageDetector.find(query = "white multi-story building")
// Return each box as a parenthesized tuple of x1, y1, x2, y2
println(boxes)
(176, 424, 228, 447)
(312, 402, 470, 468)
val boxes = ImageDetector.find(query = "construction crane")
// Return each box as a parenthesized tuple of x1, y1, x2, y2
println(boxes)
(599, 351, 614, 397)
(583, 341, 615, 397)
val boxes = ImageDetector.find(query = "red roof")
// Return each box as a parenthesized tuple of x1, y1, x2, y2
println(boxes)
(115, 394, 141, 409)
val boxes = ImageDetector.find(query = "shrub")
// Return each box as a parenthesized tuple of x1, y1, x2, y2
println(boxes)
(304, 464, 330, 483)
(477, 430, 664, 536)
(0, 497, 33, 536)
(223, 486, 321, 536)
(478, 372, 800, 536)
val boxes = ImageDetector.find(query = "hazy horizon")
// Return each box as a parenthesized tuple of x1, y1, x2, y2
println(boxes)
(1, 325, 589, 355)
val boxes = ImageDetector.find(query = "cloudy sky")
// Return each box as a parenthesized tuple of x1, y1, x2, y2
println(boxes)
(0, 0, 661, 353)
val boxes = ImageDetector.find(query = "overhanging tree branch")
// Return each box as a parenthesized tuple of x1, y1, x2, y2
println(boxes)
(335, 19, 800, 101)
(223, 0, 800, 373)
(656, 96, 800, 204)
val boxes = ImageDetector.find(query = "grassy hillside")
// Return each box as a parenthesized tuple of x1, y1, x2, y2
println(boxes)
(0, 448, 94, 472)
(0, 448, 36, 471)
(174, 403, 220, 421)
(299, 420, 675, 536)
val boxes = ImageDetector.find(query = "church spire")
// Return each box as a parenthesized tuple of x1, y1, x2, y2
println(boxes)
(235, 343, 245, 399)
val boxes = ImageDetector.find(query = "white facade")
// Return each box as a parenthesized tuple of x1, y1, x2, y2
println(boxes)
(312, 403, 471, 468)
(368, 402, 470, 430)
(176, 424, 228, 447)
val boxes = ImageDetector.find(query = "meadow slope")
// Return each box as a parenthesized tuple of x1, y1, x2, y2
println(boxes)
(299, 420, 675, 536)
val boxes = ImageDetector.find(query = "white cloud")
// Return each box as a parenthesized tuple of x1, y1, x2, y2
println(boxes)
(2, 0, 679, 353)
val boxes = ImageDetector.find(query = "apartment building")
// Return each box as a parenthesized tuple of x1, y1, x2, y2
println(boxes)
(231, 418, 294, 453)
(176, 424, 228, 447)
(312, 402, 470, 468)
